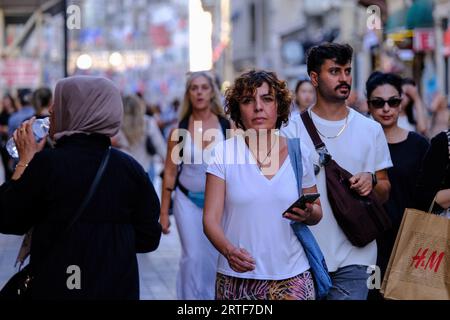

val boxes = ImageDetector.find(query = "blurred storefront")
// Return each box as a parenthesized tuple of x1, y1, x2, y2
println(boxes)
(69, 0, 189, 107)
(0, 0, 65, 91)
(380, 0, 441, 107)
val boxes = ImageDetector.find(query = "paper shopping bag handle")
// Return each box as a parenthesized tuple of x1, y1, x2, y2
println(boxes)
(428, 195, 438, 214)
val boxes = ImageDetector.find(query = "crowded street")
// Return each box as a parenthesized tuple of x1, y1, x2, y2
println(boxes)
(0, 0, 449, 304)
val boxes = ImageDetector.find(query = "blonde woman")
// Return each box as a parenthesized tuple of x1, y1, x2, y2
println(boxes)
(115, 95, 166, 193)
(160, 71, 231, 299)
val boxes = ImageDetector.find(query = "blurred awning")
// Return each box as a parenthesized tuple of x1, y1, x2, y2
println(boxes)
(0, 0, 64, 24)
(406, 0, 434, 29)
(0, 0, 65, 57)
(386, 8, 408, 33)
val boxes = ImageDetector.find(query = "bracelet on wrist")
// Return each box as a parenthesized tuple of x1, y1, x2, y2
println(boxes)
(15, 162, 28, 169)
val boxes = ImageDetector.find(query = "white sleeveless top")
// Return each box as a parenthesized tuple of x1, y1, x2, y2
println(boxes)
(178, 126, 225, 192)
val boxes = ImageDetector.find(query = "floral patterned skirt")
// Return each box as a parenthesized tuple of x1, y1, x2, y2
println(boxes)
(215, 270, 315, 300)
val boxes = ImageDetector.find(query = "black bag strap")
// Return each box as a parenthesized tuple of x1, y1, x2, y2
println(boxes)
(218, 115, 231, 137)
(64, 146, 111, 233)
(300, 110, 326, 150)
(17, 147, 111, 270)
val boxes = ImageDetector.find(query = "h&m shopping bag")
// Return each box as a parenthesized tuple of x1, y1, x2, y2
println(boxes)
(380, 208, 450, 300)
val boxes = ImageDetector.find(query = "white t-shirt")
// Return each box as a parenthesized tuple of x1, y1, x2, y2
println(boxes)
(207, 134, 316, 280)
(281, 108, 393, 272)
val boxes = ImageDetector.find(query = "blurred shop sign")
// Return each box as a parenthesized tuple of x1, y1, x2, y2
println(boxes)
(387, 30, 413, 50)
(0, 58, 40, 88)
(443, 28, 450, 57)
(413, 28, 435, 52)
(150, 25, 171, 48)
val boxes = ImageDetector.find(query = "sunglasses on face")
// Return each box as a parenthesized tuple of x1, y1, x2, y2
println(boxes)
(368, 97, 402, 109)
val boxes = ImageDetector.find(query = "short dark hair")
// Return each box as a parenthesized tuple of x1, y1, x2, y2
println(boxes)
(365, 71, 403, 99)
(225, 70, 292, 130)
(17, 88, 32, 106)
(306, 43, 353, 75)
(32, 87, 52, 112)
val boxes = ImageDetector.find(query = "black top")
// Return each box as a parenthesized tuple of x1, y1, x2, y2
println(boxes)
(0, 133, 162, 299)
(415, 131, 450, 212)
(376, 132, 429, 276)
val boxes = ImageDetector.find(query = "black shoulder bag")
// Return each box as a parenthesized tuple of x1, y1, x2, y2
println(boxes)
(301, 111, 391, 247)
(0, 147, 111, 300)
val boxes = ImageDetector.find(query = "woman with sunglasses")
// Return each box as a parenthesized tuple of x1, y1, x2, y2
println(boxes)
(365, 71, 429, 300)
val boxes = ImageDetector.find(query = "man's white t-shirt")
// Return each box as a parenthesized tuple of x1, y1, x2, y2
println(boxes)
(207, 135, 316, 280)
(281, 107, 393, 272)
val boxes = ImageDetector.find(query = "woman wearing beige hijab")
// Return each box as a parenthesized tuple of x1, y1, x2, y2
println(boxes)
(0, 76, 162, 299)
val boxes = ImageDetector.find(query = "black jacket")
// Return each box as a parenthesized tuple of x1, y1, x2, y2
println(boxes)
(0, 134, 162, 299)
(415, 131, 450, 212)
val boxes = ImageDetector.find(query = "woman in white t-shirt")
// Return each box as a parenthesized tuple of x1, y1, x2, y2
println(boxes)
(204, 70, 322, 300)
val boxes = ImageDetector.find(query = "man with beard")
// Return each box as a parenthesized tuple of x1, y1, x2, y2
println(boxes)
(281, 43, 392, 300)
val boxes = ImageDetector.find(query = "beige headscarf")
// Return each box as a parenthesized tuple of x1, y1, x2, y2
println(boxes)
(52, 76, 123, 141)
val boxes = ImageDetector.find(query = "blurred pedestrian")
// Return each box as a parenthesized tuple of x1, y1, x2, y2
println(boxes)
(204, 70, 322, 300)
(160, 99, 181, 140)
(428, 92, 449, 139)
(365, 71, 429, 300)
(398, 78, 428, 136)
(8, 88, 35, 137)
(292, 79, 315, 116)
(114, 95, 166, 191)
(31, 87, 52, 119)
(0, 94, 17, 140)
(160, 71, 231, 299)
(0, 94, 18, 180)
(0, 76, 161, 299)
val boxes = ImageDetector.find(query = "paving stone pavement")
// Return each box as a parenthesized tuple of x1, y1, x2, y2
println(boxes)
(0, 216, 181, 300)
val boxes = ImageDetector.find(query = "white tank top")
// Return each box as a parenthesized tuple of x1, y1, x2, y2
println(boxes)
(178, 127, 225, 192)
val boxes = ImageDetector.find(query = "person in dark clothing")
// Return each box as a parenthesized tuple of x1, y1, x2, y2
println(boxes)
(415, 130, 450, 214)
(0, 76, 162, 300)
(365, 72, 429, 300)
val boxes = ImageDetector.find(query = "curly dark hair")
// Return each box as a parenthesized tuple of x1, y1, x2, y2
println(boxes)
(224, 70, 292, 130)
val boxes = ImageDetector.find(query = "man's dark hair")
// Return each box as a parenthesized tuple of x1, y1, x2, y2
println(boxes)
(17, 88, 32, 106)
(365, 71, 403, 99)
(306, 43, 353, 76)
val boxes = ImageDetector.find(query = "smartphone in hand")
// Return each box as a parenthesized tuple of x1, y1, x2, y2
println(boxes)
(283, 193, 320, 216)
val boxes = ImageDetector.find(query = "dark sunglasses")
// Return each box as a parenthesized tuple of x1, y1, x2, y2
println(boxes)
(314, 147, 332, 175)
(368, 97, 402, 109)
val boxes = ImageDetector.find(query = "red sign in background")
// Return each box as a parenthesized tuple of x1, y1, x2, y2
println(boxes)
(0, 58, 41, 88)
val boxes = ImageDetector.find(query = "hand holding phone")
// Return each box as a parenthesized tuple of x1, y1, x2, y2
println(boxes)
(283, 193, 320, 217)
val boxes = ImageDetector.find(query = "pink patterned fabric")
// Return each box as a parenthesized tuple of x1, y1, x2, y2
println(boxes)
(216, 270, 315, 300)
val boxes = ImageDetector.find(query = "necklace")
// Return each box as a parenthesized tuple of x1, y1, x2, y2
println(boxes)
(310, 109, 349, 139)
(253, 137, 278, 170)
